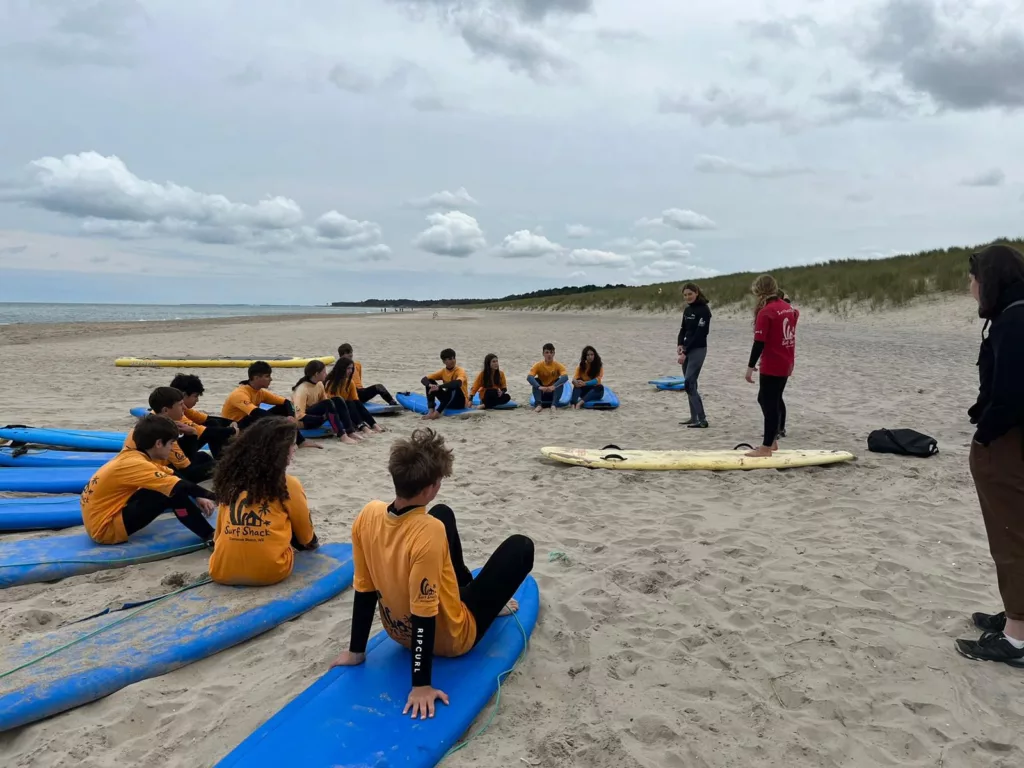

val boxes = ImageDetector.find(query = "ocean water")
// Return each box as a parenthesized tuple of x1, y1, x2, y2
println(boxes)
(0, 303, 375, 325)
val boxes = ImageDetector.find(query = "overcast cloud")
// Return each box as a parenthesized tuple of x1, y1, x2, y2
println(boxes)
(0, 0, 1021, 303)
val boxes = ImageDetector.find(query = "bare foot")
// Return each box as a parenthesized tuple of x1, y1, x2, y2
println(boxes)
(499, 599, 519, 616)
(372, 425, 385, 433)
(424, 410, 441, 421)
(745, 445, 774, 458)
(360, 427, 374, 436)
(533, 406, 543, 413)
(301, 441, 325, 450)
(340, 435, 359, 445)
(573, 402, 583, 410)
(476, 404, 486, 410)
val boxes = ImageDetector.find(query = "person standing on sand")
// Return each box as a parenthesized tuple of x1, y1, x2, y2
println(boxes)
(677, 282, 711, 429)
(744, 275, 798, 458)
(954, 244, 1024, 666)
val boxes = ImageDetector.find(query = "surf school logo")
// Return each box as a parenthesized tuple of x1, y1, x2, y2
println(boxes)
(224, 494, 271, 537)
(698, 318, 706, 326)
(782, 317, 795, 346)
(419, 579, 437, 599)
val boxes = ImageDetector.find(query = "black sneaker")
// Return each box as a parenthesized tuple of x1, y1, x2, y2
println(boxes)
(954, 632, 1024, 667)
(687, 421, 709, 429)
(973, 611, 1007, 632)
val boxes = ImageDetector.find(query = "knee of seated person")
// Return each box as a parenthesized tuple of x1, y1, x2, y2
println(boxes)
(506, 534, 534, 562)
(428, 503, 455, 523)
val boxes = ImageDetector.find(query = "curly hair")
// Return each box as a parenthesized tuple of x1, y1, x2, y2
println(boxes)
(213, 417, 296, 506)
(388, 428, 454, 498)
(751, 274, 785, 320)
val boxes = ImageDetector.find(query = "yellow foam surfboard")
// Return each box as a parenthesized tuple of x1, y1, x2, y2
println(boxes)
(540, 446, 855, 471)
(114, 356, 335, 369)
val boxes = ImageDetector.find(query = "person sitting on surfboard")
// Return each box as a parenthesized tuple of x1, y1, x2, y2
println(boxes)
(569, 346, 605, 409)
(324, 356, 385, 435)
(330, 428, 535, 719)
(470, 353, 512, 410)
(420, 348, 469, 420)
(208, 418, 320, 586)
(81, 414, 216, 545)
(745, 275, 799, 458)
(528, 343, 568, 413)
(221, 361, 322, 450)
(337, 342, 399, 407)
(123, 387, 214, 483)
(169, 373, 238, 459)
(292, 360, 363, 445)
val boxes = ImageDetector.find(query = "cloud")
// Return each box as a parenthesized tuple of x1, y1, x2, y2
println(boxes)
(407, 187, 479, 209)
(356, 244, 393, 261)
(568, 270, 587, 279)
(959, 168, 1005, 187)
(495, 229, 563, 258)
(227, 63, 263, 87)
(456, 10, 570, 81)
(858, 0, 1024, 111)
(328, 63, 375, 93)
(565, 224, 592, 238)
(694, 154, 811, 179)
(658, 86, 800, 128)
(742, 16, 818, 46)
(413, 211, 486, 257)
(636, 208, 717, 231)
(0, 244, 29, 255)
(629, 239, 694, 262)
(635, 260, 684, 279)
(0, 152, 388, 256)
(566, 248, 632, 268)
(815, 82, 924, 121)
(845, 192, 873, 203)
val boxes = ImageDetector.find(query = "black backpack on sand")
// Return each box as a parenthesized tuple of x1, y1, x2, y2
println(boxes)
(867, 428, 939, 457)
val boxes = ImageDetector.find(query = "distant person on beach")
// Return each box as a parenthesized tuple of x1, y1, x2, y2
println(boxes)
(955, 243, 1024, 667)
(209, 418, 320, 586)
(678, 282, 711, 429)
(421, 348, 469, 419)
(470, 353, 512, 409)
(169, 374, 237, 459)
(124, 387, 214, 483)
(292, 360, 362, 444)
(81, 415, 216, 545)
(570, 345, 605, 409)
(528, 343, 568, 413)
(745, 275, 799, 458)
(329, 428, 534, 718)
(221, 361, 321, 449)
(324, 356, 385, 435)
(337, 342, 398, 406)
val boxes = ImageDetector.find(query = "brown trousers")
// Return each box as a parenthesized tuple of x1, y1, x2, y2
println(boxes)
(970, 428, 1024, 620)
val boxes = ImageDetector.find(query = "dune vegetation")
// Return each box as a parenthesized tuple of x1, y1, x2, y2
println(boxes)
(479, 238, 1023, 314)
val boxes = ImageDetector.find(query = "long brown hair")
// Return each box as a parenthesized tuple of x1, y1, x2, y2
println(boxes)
(213, 417, 296, 506)
(751, 274, 785, 319)
(681, 282, 708, 305)
(324, 355, 355, 396)
(293, 359, 326, 391)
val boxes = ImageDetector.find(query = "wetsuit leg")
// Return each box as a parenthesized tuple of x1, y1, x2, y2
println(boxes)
(348, 399, 377, 427)
(301, 400, 343, 436)
(121, 488, 214, 541)
(358, 384, 397, 405)
(569, 386, 582, 406)
(683, 346, 707, 424)
(238, 402, 305, 444)
(757, 374, 788, 447)
(328, 397, 359, 434)
(176, 452, 215, 483)
(482, 390, 511, 408)
(198, 426, 235, 459)
(581, 384, 606, 403)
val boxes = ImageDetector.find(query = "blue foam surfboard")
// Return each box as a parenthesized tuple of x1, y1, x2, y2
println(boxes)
(648, 375, 686, 391)
(0, 466, 96, 494)
(529, 385, 619, 410)
(0, 543, 354, 732)
(0, 426, 126, 452)
(0, 518, 206, 589)
(0, 448, 118, 468)
(0, 497, 84, 532)
(396, 391, 480, 417)
(471, 393, 518, 410)
(217, 572, 538, 767)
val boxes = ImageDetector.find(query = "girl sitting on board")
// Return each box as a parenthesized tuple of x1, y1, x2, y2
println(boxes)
(570, 345, 605, 409)
(337, 342, 399, 406)
(470, 353, 512, 409)
(745, 274, 799, 458)
(330, 428, 534, 719)
(209, 418, 320, 586)
(325, 356, 385, 435)
(292, 360, 362, 445)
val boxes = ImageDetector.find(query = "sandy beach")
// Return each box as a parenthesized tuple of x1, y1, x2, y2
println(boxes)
(1, 300, 1021, 768)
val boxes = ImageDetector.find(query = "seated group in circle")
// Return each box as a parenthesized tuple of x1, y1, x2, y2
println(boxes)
(420, 342, 606, 419)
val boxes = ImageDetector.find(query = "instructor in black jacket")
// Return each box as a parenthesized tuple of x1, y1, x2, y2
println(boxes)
(677, 282, 712, 428)
(955, 243, 1024, 667)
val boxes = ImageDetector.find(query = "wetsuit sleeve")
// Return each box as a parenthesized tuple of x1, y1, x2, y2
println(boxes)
(974, 320, 1024, 445)
(172, 478, 216, 501)
(748, 341, 765, 369)
(438, 379, 461, 391)
(588, 366, 603, 386)
(677, 313, 686, 347)
(410, 613, 436, 687)
(348, 589, 378, 654)
(260, 390, 287, 407)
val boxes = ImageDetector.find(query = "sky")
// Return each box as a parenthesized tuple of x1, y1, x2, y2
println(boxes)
(0, 0, 1022, 304)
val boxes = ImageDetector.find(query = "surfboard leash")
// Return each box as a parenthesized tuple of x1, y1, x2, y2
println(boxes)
(441, 608, 530, 762)
(0, 576, 212, 681)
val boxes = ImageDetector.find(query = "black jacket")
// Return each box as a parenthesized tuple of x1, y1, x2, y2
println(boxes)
(678, 300, 711, 351)
(969, 281, 1024, 446)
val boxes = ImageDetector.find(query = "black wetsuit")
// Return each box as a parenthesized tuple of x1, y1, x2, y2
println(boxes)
(121, 478, 215, 541)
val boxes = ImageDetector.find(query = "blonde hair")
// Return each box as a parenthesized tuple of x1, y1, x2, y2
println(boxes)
(751, 274, 784, 318)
